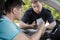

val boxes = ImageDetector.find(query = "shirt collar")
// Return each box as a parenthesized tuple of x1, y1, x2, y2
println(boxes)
(2, 15, 12, 22)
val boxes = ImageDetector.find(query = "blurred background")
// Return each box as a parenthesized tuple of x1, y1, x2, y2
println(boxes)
(0, 0, 60, 22)
(15, 0, 60, 23)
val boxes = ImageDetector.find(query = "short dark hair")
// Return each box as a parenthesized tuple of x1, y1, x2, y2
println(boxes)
(5, 0, 25, 13)
(0, 0, 5, 18)
(31, 0, 39, 3)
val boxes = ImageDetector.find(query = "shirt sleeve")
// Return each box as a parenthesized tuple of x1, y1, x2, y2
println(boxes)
(21, 10, 30, 23)
(46, 9, 55, 23)
(0, 20, 22, 40)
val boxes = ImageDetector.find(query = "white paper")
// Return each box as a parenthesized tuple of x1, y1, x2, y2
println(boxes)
(37, 18, 44, 26)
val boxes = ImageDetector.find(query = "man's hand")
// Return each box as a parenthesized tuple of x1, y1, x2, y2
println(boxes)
(31, 21, 38, 29)
(38, 21, 45, 30)
(38, 21, 46, 35)
(46, 21, 56, 30)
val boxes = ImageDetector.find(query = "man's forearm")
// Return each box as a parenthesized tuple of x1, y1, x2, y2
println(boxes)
(19, 21, 33, 29)
(31, 25, 46, 40)
(19, 21, 37, 29)
(47, 21, 56, 30)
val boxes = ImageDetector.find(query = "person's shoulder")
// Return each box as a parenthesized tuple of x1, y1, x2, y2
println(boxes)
(26, 8, 33, 12)
(25, 8, 33, 13)
(0, 18, 15, 27)
(43, 7, 51, 13)
(25, 8, 33, 15)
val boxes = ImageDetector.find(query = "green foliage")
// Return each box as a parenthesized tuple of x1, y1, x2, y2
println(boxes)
(23, 0, 31, 13)
(23, 0, 60, 20)
(57, 0, 60, 2)
(44, 4, 60, 20)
